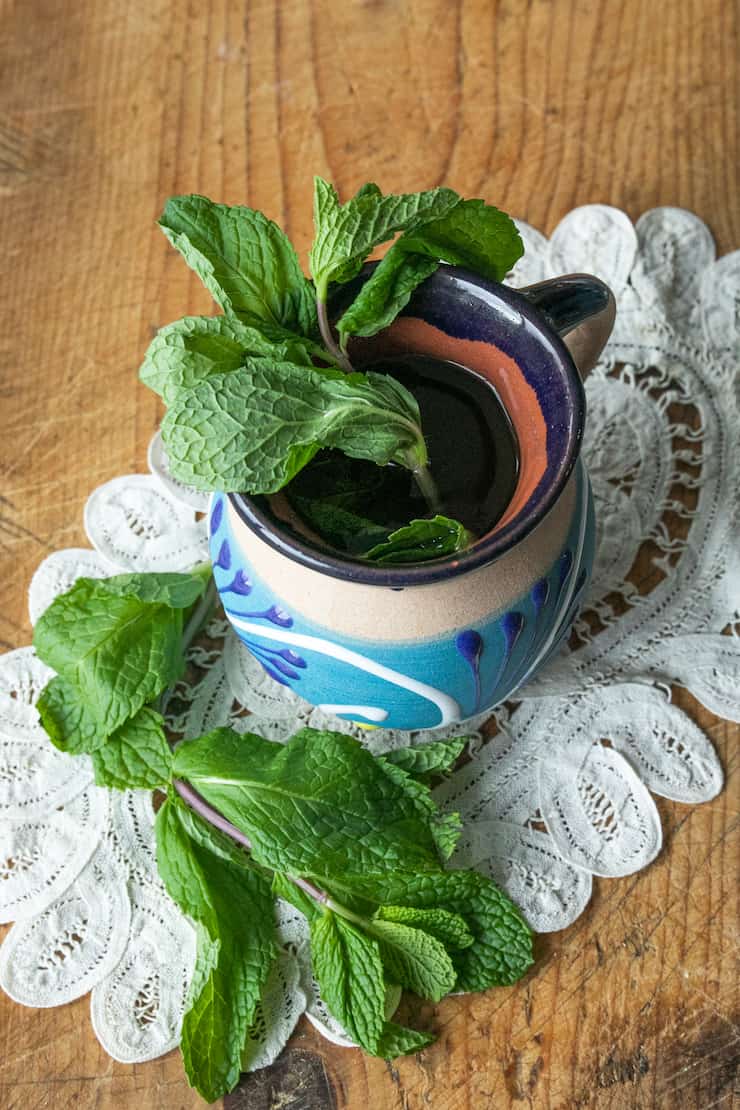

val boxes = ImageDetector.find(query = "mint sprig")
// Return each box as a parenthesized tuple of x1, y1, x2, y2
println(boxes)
(171, 726, 447, 876)
(336, 198, 523, 346)
(156, 793, 277, 1102)
(33, 572, 203, 736)
(159, 194, 318, 337)
(161, 357, 428, 494)
(309, 178, 459, 303)
(143, 181, 524, 544)
(32, 571, 534, 1100)
(34, 567, 213, 786)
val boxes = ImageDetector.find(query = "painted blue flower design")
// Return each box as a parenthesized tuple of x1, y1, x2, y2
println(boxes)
(210, 495, 306, 687)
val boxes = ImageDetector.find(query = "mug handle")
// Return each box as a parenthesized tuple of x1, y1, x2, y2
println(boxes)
(520, 274, 616, 378)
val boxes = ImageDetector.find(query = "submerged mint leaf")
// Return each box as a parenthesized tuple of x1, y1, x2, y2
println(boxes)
(284, 451, 426, 554)
(288, 494, 390, 554)
(161, 358, 427, 494)
(337, 250, 438, 343)
(309, 177, 459, 299)
(382, 736, 469, 778)
(159, 195, 318, 336)
(364, 515, 473, 565)
(90, 707, 172, 790)
(172, 726, 444, 878)
(155, 795, 277, 1101)
(33, 577, 185, 736)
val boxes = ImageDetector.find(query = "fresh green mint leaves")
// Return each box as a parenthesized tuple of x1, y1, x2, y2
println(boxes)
(159, 195, 318, 337)
(33, 568, 209, 788)
(34, 575, 189, 735)
(161, 358, 428, 494)
(336, 197, 524, 344)
(166, 723, 532, 1066)
(171, 726, 448, 876)
(142, 181, 523, 557)
(33, 559, 534, 1100)
(156, 794, 277, 1101)
(309, 179, 459, 301)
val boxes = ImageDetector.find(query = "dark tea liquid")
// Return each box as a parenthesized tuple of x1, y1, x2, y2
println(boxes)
(279, 355, 519, 556)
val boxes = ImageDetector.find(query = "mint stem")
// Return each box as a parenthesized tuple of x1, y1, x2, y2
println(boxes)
(174, 778, 329, 906)
(410, 460, 442, 514)
(182, 576, 219, 655)
(159, 576, 219, 719)
(317, 298, 354, 373)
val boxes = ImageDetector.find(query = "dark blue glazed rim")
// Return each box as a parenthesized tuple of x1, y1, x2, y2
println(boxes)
(229, 264, 586, 587)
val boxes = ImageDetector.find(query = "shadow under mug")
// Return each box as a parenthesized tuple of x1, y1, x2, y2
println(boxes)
(209, 265, 615, 731)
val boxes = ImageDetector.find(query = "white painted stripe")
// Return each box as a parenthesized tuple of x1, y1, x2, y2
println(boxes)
(227, 618, 462, 727)
(317, 704, 390, 723)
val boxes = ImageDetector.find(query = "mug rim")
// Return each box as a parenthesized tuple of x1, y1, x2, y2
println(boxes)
(228, 264, 586, 587)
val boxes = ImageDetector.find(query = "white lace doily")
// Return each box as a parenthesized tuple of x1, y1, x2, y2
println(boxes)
(0, 205, 737, 1071)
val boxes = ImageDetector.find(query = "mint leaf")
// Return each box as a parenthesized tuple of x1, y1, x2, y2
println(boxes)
(288, 494, 389, 554)
(310, 910, 385, 1053)
(364, 515, 473, 565)
(90, 707, 172, 790)
(100, 570, 208, 608)
(320, 371, 427, 471)
(337, 250, 438, 342)
(161, 358, 427, 494)
(33, 577, 185, 735)
(140, 315, 323, 404)
(375, 905, 474, 950)
(38, 673, 175, 787)
(337, 200, 523, 343)
(338, 870, 533, 991)
(309, 910, 433, 1057)
(383, 736, 468, 778)
(309, 178, 459, 299)
(284, 451, 425, 554)
(376, 757, 462, 862)
(172, 727, 443, 878)
(155, 795, 277, 1101)
(366, 917, 456, 1002)
(159, 195, 317, 336)
(37, 676, 105, 754)
(399, 198, 523, 282)
(375, 1020, 434, 1057)
(140, 316, 256, 400)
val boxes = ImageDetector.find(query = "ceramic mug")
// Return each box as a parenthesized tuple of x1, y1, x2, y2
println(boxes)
(208, 266, 615, 731)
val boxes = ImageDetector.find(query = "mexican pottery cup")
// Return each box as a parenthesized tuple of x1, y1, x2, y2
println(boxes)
(209, 266, 615, 731)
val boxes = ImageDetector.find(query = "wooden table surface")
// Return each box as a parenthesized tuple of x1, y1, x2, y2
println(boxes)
(1, 1, 738, 1107)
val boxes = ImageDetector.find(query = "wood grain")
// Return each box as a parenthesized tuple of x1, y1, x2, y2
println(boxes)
(0, 1, 737, 1106)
